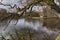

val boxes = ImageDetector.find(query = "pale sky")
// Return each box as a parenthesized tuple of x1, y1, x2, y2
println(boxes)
(54, 0, 60, 6)
(0, 0, 1, 2)
(0, 0, 46, 13)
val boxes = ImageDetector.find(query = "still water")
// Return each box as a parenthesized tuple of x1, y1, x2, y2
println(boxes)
(0, 18, 60, 40)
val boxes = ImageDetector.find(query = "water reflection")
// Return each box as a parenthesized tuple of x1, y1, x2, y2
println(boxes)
(4, 18, 42, 32)
(0, 18, 60, 40)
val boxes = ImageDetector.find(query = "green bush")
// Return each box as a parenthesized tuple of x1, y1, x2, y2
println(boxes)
(46, 0, 54, 6)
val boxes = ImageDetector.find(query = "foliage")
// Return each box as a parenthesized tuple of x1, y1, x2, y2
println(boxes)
(46, 0, 54, 6)
(56, 34, 60, 40)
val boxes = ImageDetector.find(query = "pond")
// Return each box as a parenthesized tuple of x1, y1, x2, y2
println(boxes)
(0, 18, 60, 40)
